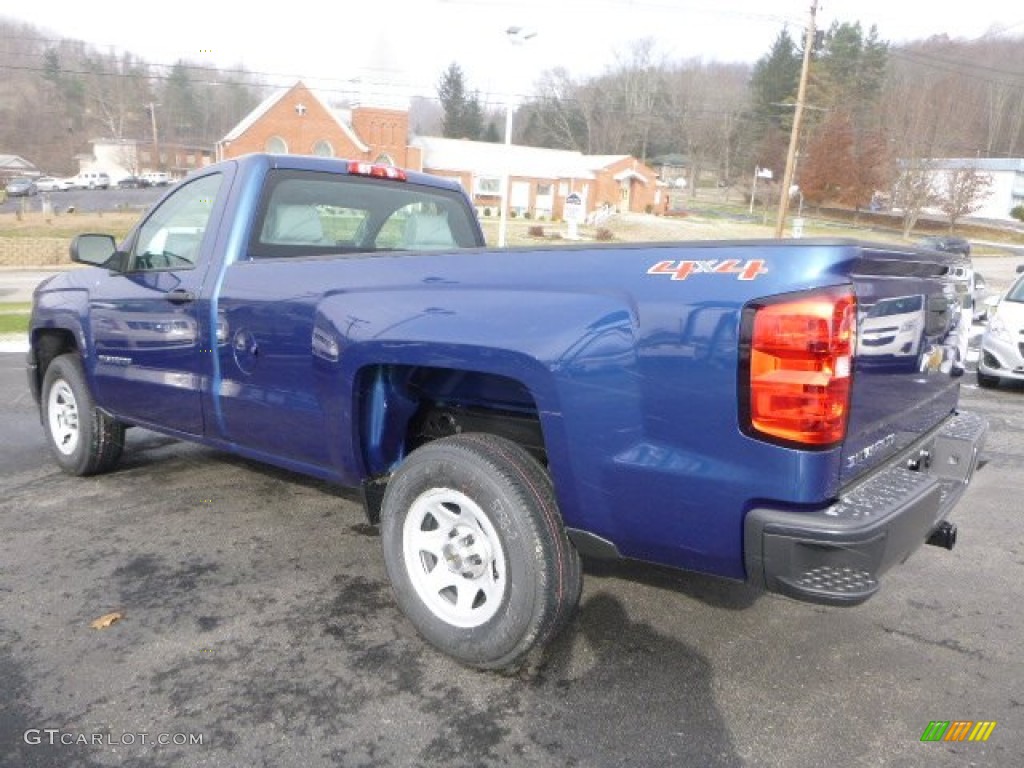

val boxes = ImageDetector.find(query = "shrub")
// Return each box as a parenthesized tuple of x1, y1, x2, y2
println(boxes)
(1011, 205, 1024, 223)
(644, 203, 654, 214)
(528, 225, 545, 237)
(483, 207, 492, 217)
(523, 210, 532, 220)
(595, 227, 614, 241)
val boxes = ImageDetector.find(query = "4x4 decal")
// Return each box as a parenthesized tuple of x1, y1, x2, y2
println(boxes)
(647, 259, 767, 281)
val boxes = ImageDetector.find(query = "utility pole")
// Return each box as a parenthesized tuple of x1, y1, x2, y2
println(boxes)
(147, 102, 161, 172)
(774, 0, 818, 238)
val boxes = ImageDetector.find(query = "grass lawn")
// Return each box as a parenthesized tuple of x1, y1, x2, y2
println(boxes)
(0, 303, 31, 334)
(0, 210, 138, 239)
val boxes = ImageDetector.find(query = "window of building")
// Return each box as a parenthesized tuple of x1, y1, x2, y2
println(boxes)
(313, 140, 334, 157)
(265, 136, 288, 154)
(475, 176, 502, 196)
(536, 183, 553, 196)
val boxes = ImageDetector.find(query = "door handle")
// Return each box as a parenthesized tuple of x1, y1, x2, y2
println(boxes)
(166, 289, 196, 305)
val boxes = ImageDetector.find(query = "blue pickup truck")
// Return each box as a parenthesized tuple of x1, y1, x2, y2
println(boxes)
(27, 154, 986, 671)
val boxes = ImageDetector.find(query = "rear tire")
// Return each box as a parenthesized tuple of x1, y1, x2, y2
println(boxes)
(380, 433, 581, 672)
(41, 353, 125, 475)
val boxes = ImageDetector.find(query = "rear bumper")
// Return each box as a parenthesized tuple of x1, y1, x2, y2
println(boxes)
(744, 410, 987, 606)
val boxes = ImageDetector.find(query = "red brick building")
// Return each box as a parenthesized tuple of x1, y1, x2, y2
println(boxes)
(216, 81, 421, 169)
(217, 81, 662, 219)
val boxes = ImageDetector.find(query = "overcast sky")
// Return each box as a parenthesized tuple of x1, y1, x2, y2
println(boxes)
(5, 0, 1022, 107)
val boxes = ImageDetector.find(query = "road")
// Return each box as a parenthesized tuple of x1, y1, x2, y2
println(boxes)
(0, 349, 1022, 766)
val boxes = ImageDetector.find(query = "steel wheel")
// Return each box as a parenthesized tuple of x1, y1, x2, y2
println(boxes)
(40, 353, 125, 475)
(402, 488, 507, 628)
(380, 433, 582, 672)
(47, 379, 80, 456)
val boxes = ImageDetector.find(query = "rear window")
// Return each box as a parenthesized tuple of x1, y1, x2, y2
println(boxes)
(248, 169, 481, 258)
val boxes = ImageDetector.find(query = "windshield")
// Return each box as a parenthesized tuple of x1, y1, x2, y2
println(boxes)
(866, 295, 924, 317)
(1006, 275, 1024, 303)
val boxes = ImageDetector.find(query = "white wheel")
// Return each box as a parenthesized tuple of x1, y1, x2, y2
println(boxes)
(41, 354, 125, 475)
(47, 379, 81, 456)
(381, 433, 582, 671)
(402, 488, 506, 628)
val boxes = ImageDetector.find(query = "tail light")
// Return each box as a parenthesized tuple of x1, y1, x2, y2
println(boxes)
(739, 287, 856, 448)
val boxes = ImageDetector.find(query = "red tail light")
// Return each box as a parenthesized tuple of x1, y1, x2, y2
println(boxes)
(348, 161, 407, 181)
(741, 288, 856, 447)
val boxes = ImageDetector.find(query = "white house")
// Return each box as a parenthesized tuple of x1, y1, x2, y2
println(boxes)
(924, 157, 1024, 222)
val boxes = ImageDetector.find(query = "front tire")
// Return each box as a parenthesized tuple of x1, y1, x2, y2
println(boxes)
(41, 353, 125, 475)
(977, 369, 1000, 389)
(380, 433, 581, 672)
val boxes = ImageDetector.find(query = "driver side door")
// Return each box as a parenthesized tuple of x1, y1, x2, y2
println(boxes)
(89, 171, 228, 434)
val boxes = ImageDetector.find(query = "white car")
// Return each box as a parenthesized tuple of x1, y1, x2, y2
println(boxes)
(35, 176, 73, 192)
(860, 295, 925, 358)
(977, 273, 1024, 388)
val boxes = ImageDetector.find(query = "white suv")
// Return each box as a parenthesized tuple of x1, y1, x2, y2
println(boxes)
(72, 171, 111, 190)
(141, 171, 172, 186)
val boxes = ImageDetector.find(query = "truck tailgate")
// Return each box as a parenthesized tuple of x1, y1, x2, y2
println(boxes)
(841, 246, 970, 487)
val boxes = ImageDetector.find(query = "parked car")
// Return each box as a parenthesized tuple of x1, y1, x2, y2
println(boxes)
(26, 153, 988, 672)
(977, 271, 1024, 388)
(860, 295, 925, 359)
(71, 171, 111, 190)
(117, 175, 151, 189)
(917, 235, 971, 257)
(34, 176, 73, 192)
(141, 171, 171, 186)
(5, 177, 38, 197)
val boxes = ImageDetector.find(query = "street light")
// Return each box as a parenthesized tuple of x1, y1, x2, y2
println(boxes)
(497, 26, 537, 248)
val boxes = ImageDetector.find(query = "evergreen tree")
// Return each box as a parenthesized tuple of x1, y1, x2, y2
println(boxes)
(437, 62, 485, 139)
(749, 28, 801, 132)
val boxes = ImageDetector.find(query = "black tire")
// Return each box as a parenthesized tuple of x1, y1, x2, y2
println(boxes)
(41, 353, 125, 475)
(977, 369, 1000, 389)
(380, 433, 581, 672)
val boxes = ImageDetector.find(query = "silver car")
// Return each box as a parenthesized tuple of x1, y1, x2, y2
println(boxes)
(978, 272, 1024, 388)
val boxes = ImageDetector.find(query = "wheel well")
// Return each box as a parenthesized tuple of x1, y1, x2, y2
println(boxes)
(31, 329, 78, 389)
(357, 364, 546, 522)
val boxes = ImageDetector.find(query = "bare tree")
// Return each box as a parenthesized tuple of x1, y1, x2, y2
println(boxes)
(894, 161, 939, 237)
(936, 167, 993, 231)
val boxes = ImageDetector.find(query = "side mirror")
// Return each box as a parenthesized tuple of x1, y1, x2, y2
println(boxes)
(70, 234, 123, 270)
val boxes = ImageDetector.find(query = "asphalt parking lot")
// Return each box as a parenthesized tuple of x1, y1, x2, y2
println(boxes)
(0, 186, 164, 216)
(1, 285, 1023, 767)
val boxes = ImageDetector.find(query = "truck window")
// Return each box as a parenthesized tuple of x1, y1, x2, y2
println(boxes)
(131, 173, 223, 271)
(249, 169, 479, 258)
